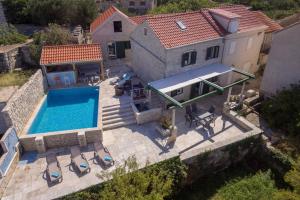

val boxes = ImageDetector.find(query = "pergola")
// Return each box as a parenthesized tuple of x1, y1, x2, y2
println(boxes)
(40, 44, 104, 87)
(146, 64, 255, 127)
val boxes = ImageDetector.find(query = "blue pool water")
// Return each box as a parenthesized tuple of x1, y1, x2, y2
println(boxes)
(28, 87, 99, 134)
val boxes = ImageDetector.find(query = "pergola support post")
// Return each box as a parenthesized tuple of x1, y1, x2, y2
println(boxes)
(171, 108, 176, 128)
(100, 61, 105, 81)
(148, 90, 152, 104)
(226, 72, 233, 103)
(239, 82, 246, 104)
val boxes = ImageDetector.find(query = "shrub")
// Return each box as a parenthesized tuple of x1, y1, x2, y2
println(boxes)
(61, 156, 187, 200)
(211, 171, 277, 200)
(261, 84, 300, 136)
(0, 25, 27, 45)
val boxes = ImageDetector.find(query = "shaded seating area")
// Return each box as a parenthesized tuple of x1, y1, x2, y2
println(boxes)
(185, 103, 216, 128)
(45, 153, 63, 183)
(70, 146, 91, 174)
(40, 44, 105, 87)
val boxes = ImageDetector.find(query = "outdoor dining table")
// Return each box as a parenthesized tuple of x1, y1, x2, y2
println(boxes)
(193, 111, 214, 127)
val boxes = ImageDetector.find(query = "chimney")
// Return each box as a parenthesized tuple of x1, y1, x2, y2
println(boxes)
(209, 9, 241, 33)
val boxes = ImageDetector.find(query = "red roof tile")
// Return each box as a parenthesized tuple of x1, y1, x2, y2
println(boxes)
(130, 15, 148, 24)
(90, 6, 117, 32)
(253, 11, 283, 33)
(146, 11, 222, 49)
(40, 44, 103, 65)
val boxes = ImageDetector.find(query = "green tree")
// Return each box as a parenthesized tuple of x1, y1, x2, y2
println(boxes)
(29, 24, 75, 64)
(150, 0, 217, 14)
(2, 0, 31, 24)
(211, 171, 277, 200)
(0, 25, 28, 45)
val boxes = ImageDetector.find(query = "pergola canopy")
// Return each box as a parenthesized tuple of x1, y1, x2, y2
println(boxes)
(40, 44, 103, 66)
(147, 63, 255, 109)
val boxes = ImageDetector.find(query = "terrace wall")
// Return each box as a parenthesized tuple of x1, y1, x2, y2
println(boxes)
(2, 70, 48, 135)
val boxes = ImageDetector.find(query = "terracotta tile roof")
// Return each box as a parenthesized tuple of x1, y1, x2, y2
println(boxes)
(130, 15, 148, 24)
(90, 6, 117, 32)
(253, 11, 283, 33)
(209, 8, 241, 19)
(40, 44, 103, 65)
(146, 11, 223, 49)
(204, 5, 266, 32)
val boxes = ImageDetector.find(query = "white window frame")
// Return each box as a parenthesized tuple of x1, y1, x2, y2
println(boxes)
(171, 88, 183, 97)
(182, 50, 196, 66)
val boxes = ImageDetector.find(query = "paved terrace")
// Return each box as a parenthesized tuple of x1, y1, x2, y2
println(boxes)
(1, 93, 259, 200)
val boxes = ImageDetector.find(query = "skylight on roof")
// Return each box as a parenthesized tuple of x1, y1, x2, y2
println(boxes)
(176, 20, 187, 30)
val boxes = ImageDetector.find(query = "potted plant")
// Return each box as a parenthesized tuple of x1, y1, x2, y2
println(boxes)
(155, 115, 172, 137)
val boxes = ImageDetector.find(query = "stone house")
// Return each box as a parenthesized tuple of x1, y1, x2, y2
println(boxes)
(130, 5, 273, 102)
(253, 11, 283, 66)
(90, 6, 145, 62)
(96, 0, 156, 14)
(260, 23, 300, 97)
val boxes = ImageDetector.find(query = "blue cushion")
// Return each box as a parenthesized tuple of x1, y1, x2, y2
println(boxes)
(104, 155, 112, 161)
(80, 163, 87, 168)
(51, 171, 60, 178)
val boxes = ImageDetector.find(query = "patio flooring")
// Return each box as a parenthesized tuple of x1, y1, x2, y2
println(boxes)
(2, 95, 252, 200)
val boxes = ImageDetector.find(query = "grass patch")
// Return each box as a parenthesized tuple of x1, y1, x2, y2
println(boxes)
(0, 70, 36, 87)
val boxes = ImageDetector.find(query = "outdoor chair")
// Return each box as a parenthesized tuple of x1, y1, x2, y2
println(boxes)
(185, 105, 199, 127)
(70, 146, 91, 174)
(45, 153, 63, 183)
(94, 142, 114, 167)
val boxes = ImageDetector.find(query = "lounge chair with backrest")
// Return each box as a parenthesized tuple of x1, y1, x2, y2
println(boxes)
(46, 153, 63, 183)
(70, 146, 90, 174)
(94, 142, 114, 167)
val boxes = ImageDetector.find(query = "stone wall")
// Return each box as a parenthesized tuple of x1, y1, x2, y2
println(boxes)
(0, 40, 35, 72)
(2, 70, 48, 135)
(131, 103, 162, 124)
(20, 128, 103, 152)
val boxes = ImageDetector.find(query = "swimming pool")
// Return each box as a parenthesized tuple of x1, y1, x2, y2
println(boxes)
(28, 87, 99, 134)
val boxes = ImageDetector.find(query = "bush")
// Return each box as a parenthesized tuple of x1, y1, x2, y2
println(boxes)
(0, 25, 27, 45)
(29, 24, 76, 64)
(211, 171, 277, 200)
(61, 156, 187, 200)
(261, 84, 300, 136)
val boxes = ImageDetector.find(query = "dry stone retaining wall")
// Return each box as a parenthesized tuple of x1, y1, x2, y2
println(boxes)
(2, 70, 48, 135)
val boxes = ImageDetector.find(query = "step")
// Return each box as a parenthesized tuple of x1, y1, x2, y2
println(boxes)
(102, 107, 133, 116)
(103, 119, 137, 130)
(102, 104, 131, 112)
(102, 112, 134, 121)
(102, 115, 135, 125)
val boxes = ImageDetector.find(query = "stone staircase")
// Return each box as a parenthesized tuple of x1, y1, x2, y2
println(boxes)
(102, 103, 136, 130)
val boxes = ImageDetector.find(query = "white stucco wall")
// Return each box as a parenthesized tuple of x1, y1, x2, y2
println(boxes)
(165, 38, 224, 77)
(261, 23, 300, 96)
(91, 12, 137, 60)
(222, 26, 267, 74)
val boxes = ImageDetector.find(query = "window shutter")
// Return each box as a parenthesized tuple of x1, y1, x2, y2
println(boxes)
(182, 53, 188, 67)
(214, 46, 219, 58)
(191, 51, 197, 64)
(206, 48, 211, 60)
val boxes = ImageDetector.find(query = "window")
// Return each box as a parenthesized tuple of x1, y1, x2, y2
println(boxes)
(176, 20, 187, 31)
(108, 42, 116, 57)
(129, 1, 135, 6)
(124, 41, 131, 49)
(206, 46, 219, 60)
(171, 88, 183, 97)
(144, 27, 147, 36)
(181, 51, 197, 67)
(229, 41, 236, 54)
(140, 1, 146, 6)
(247, 37, 253, 50)
(113, 21, 122, 32)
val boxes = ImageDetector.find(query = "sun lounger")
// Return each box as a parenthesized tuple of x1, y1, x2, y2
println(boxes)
(94, 142, 114, 167)
(70, 146, 90, 174)
(46, 153, 63, 183)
